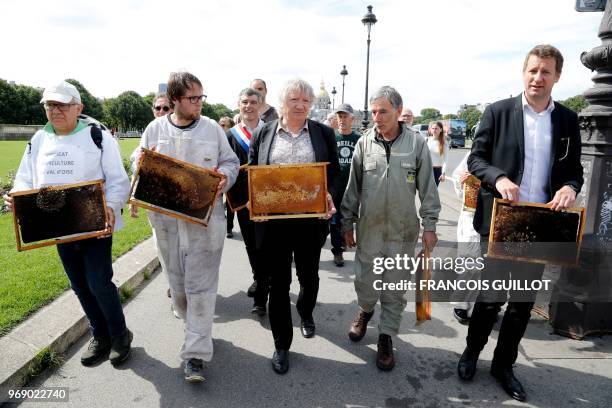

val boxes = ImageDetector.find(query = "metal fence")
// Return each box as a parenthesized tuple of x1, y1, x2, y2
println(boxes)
(0, 124, 43, 141)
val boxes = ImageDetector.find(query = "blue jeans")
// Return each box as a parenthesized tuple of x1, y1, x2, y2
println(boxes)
(57, 236, 127, 339)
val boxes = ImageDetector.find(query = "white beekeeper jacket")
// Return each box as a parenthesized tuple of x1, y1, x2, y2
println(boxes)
(12, 120, 130, 231)
(131, 115, 239, 362)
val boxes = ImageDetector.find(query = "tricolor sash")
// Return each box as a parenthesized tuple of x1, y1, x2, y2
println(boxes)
(230, 125, 252, 153)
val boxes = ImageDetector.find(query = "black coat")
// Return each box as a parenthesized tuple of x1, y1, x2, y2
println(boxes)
(468, 95, 584, 236)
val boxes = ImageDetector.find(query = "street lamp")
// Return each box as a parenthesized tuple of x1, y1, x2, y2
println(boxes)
(361, 5, 377, 131)
(340, 65, 348, 104)
(331, 86, 337, 109)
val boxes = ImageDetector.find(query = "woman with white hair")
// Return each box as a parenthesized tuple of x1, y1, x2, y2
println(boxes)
(249, 78, 339, 374)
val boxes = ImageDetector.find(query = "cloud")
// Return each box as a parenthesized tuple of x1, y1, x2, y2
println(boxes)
(1, 0, 603, 117)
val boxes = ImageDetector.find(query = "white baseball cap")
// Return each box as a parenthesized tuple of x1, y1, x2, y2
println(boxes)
(40, 81, 81, 104)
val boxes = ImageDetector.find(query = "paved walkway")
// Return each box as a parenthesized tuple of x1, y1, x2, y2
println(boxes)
(10, 190, 612, 408)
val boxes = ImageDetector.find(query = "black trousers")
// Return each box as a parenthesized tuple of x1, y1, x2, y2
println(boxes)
(236, 207, 269, 305)
(226, 201, 234, 232)
(260, 219, 327, 351)
(329, 212, 345, 256)
(466, 237, 544, 368)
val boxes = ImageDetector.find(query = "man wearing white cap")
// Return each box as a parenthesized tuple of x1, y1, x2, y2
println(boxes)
(330, 103, 360, 267)
(3, 81, 132, 367)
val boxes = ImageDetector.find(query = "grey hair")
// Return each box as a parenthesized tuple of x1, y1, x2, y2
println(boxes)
(152, 92, 168, 107)
(278, 79, 315, 112)
(369, 86, 403, 110)
(238, 87, 262, 102)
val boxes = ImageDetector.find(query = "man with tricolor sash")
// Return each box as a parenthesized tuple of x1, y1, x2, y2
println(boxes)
(226, 87, 268, 315)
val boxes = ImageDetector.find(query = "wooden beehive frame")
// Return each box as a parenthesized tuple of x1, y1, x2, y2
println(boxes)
(11, 179, 111, 251)
(462, 175, 481, 212)
(129, 148, 224, 226)
(487, 198, 586, 266)
(247, 162, 328, 220)
(226, 164, 249, 212)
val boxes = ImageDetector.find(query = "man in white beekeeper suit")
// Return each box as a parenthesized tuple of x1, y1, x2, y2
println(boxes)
(131, 72, 239, 382)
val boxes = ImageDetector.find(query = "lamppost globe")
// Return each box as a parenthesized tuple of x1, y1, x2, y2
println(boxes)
(340, 65, 348, 104)
(331, 87, 337, 110)
(361, 5, 377, 131)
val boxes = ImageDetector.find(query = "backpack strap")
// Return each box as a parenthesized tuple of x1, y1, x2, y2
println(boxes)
(89, 124, 103, 150)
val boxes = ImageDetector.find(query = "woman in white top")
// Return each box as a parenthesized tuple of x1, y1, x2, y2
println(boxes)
(427, 121, 448, 186)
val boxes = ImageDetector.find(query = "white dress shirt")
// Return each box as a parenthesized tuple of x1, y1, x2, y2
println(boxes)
(519, 93, 554, 203)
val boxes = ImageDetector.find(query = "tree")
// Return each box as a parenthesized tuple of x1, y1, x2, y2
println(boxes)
(102, 98, 120, 130)
(65, 79, 104, 120)
(201, 102, 234, 121)
(103, 91, 152, 131)
(458, 106, 482, 134)
(419, 108, 442, 123)
(143, 92, 156, 110)
(14, 85, 45, 125)
(0, 79, 46, 124)
(443, 113, 458, 120)
(0, 79, 21, 123)
(561, 95, 588, 113)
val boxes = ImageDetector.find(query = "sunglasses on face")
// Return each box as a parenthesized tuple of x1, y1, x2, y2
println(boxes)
(154, 105, 170, 112)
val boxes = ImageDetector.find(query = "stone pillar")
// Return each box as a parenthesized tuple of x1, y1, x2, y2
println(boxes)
(548, 1, 612, 339)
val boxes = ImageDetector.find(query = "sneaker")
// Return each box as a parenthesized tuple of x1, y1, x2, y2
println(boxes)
(81, 336, 111, 366)
(333, 254, 345, 267)
(184, 358, 206, 382)
(109, 329, 133, 366)
(226, 231, 234, 238)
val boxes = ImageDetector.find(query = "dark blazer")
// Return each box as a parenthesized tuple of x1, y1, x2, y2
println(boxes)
(468, 94, 584, 236)
(248, 119, 340, 246)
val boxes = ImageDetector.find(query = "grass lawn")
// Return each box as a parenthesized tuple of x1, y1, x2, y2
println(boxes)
(0, 141, 28, 178)
(0, 137, 150, 337)
(0, 209, 152, 336)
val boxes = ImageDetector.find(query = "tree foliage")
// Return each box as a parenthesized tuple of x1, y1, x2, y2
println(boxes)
(143, 92, 156, 110)
(103, 91, 152, 131)
(458, 106, 482, 134)
(0, 79, 46, 124)
(65, 79, 103, 120)
(415, 108, 442, 124)
(0, 78, 237, 130)
(201, 103, 234, 121)
(560, 95, 588, 113)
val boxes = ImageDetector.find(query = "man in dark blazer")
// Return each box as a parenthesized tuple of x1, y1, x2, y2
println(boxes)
(226, 87, 267, 315)
(248, 79, 339, 374)
(458, 45, 583, 402)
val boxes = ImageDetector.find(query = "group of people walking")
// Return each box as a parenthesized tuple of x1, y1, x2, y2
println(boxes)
(4, 43, 584, 403)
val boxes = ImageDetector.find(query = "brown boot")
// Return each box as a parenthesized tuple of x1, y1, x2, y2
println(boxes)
(376, 334, 395, 371)
(348, 309, 374, 342)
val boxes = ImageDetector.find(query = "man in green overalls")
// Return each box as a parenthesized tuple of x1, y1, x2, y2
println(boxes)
(341, 86, 440, 371)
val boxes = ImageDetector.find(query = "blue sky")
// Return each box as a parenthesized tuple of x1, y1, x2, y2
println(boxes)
(1, 0, 603, 116)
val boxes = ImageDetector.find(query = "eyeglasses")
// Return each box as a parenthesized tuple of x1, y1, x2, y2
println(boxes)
(154, 105, 170, 112)
(180, 94, 207, 104)
(43, 103, 77, 112)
